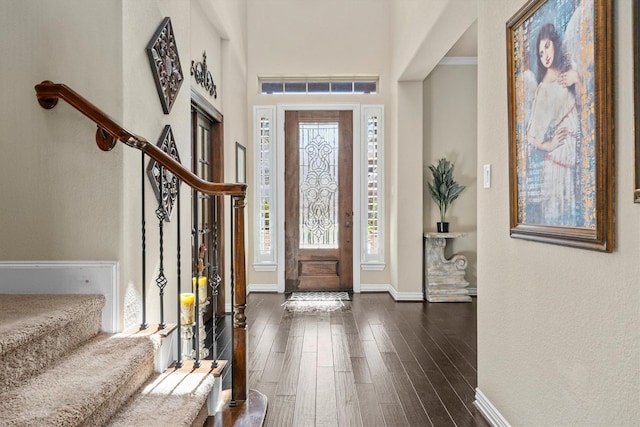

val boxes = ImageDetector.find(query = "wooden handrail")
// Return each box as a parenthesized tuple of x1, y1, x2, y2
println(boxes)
(35, 80, 250, 402)
(34, 81, 246, 196)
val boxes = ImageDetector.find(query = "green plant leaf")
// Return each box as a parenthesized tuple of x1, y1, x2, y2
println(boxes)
(426, 157, 465, 223)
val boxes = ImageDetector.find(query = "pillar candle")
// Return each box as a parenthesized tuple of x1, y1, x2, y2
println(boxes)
(179, 293, 195, 325)
(192, 276, 208, 304)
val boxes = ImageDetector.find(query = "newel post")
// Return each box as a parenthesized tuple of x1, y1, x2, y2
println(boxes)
(232, 195, 247, 402)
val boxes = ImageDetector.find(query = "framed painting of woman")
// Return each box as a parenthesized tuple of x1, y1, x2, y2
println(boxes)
(506, 0, 614, 251)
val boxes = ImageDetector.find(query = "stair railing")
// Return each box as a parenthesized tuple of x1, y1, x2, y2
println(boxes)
(34, 81, 249, 402)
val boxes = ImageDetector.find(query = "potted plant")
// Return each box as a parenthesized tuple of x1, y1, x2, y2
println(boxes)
(427, 158, 465, 233)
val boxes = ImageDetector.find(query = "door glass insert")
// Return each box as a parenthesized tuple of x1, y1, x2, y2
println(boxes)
(299, 122, 339, 249)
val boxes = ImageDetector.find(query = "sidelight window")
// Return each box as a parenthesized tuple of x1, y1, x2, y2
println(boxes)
(253, 106, 277, 270)
(361, 105, 385, 268)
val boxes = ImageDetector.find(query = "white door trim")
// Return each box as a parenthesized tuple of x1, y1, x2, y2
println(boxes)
(276, 103, 361, 293)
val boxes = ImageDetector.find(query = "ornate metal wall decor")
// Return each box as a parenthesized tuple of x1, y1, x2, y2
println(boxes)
(146, 17, 184, 114)
(190, 51, 217, 98)
(147, 125, 181, 221)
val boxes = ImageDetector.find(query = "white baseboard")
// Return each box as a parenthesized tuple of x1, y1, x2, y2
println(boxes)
(474, 388, 511, 427)
(389, 287, 424, 301)
(360, 284, 424, 301)
(0, 261, 119, 333)
(248, 283, 279, 293)
(359, 283, 391, 292)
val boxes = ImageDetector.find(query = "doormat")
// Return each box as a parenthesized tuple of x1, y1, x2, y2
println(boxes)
(287, 291, 351, 301)
(282, 300, 351, 314)
(283, 291, 351, 313)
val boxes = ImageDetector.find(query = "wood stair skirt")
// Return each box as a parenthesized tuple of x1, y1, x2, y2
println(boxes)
(0, 294, 225, 426)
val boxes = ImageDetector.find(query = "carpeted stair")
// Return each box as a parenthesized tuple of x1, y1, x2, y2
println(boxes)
(0, 294, 222, 426)
(106, 360, 225, 427)
(0, 294, 105, 390)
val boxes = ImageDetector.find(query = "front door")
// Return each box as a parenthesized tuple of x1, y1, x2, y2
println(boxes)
(285, 110, 353, 292)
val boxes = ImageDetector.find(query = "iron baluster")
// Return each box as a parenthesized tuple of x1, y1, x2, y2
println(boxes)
(192, 189, 201, 368)
(156, 165, 168, 330)
(210, 195, 221, 368)
(140, 151, 148, 330)
(175, 184, 183, 368)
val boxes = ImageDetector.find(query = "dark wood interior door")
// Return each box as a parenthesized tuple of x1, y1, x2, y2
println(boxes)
(192, 105, 225, 318)
(285, 110, 353, 292)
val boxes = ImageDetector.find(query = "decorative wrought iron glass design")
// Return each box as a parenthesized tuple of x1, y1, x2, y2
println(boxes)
(147, 125, 181, 221)
(299, 122, 339, 249)
(146, 17, 184, 114)
(191, 51, 217, 99)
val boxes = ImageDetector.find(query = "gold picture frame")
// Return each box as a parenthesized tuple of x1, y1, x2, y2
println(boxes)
(507, 0, 614, 251)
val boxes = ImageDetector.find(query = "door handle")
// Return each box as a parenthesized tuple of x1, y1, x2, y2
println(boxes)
(345, 221, 351, 228)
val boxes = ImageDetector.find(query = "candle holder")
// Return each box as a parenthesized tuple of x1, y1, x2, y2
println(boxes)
(198, 299, 209, 359)
(193, 276, 209, 359)
(181, 322, 195, 360)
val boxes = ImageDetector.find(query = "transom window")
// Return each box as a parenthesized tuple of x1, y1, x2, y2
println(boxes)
(259, 77, 378, 95)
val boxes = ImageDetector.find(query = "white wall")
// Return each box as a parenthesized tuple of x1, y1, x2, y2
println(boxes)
(391, 0, 476, 81)
(423, 63, 478, 287)
(0, 0, 248, 327)
(191, 0, 224, 113)
(121, 0, 192, 328)
(391, 81, 424, 295)
(121, 0, 248, 319)
(389, 0, 476, 296)
(244, 0, 478, 296)
(246, 0, 393, 290)
(0, 0, 123, 261)
(477, 0, 640, 424)
(212, 0, 249, 309)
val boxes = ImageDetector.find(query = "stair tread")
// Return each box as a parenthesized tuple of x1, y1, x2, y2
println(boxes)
(0, 294, 105, 355)
(106, 360, 226, 426)
(0, 332, 155, 426)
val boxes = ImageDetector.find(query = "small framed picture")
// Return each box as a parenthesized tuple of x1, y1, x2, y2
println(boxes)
(236, 142, 246, 184)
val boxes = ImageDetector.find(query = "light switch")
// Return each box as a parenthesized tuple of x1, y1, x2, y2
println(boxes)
(483, 164, 491, 188)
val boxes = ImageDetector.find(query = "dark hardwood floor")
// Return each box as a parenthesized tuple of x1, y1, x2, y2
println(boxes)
(209, 292, 489, 427)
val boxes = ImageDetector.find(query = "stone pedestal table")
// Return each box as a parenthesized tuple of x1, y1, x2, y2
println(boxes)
(423, 232, 471, 303)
